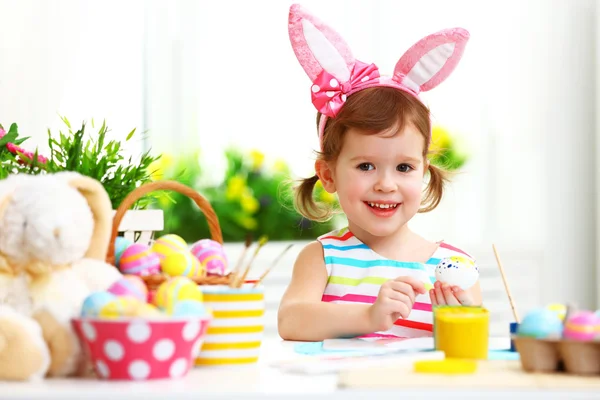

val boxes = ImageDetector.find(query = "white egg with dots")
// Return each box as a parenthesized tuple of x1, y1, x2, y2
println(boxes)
(434, 256, 479, 290)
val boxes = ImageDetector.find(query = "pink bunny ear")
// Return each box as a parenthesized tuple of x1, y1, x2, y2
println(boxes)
(393, 28, 469, 94)
(288, 4, 355, 83)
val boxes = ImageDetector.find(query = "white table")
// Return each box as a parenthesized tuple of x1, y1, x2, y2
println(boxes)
(2, 337, 598, 400)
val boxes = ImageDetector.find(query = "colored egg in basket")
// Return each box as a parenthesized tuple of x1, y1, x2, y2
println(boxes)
(172, 300, 210, 318)
(82, 292, 118, 318)
(151, 234, 189, 262)
(98, 297, 162, 319)
(119, 243, 161, 276)
(114, 236, 134, 268)
(190, 239, 228, 275)
(107, 275, 149, 302)
(161, 251, 206, 278)
(154, 276, 204, 314)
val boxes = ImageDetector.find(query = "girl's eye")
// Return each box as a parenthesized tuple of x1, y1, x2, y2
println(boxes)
(397, 164, 413, 173)
(357, 163, 374, 171)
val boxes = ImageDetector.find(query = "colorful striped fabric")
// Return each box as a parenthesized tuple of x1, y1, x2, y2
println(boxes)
(195, 286, 264, 365)
(318, 227, 474, 338)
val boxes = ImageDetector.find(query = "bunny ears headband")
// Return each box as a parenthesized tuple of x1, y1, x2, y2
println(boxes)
(288, 4, 470, 149)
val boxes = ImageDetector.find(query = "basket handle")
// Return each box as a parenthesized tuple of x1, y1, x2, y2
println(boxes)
(106, 180, 223, 265)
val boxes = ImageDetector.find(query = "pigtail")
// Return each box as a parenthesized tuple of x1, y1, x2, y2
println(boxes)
(293, 175, 334, 222)
(420, 163, 451, 213)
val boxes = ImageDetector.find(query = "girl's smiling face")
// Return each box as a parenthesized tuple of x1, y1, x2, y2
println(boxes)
(317, 123, 427, 241)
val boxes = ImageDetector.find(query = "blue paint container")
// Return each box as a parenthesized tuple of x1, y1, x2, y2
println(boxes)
(509, 322, 519, 352)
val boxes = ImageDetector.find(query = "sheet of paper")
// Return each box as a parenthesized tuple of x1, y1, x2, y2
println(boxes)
(322, 336, 511, 352)
(271, 350, 445, 375)
(322, 337, 434, 352)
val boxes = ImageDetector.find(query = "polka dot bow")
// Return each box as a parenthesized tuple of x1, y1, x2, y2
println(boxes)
(311, 60, 380, 118)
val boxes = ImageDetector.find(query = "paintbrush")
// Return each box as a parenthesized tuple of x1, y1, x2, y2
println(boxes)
(235, 235, 269, 288)
(253, 243, 294, 288)
(229, 234, 252, 288)
(492, 244, 520, 323)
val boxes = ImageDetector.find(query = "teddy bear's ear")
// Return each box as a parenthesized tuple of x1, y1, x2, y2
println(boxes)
(63, 174, 113, 262)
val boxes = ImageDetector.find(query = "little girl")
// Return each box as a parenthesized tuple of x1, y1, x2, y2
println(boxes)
(278, 4, 482, 341)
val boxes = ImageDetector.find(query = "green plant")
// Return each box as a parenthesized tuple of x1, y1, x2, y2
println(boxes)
(150, 148, 341, 242)
(428, 125, 469, 171)
(0, 117, 161, 209)
(0, 123, 48, 179)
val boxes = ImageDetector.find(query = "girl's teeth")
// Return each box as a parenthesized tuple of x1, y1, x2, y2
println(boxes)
(368, 202, 397, 209)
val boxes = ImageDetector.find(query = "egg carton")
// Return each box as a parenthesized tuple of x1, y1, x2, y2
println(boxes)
(513, 336, 600, 375)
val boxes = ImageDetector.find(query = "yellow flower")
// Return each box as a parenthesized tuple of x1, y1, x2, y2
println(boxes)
(430, 125, 452, 153)
(249, 149, 265, 171)
(238, 215, 258, 230)
(314, 179, 336, 203)
(319, 189, 336, 204)
(158, 194, 172, 208)
(226, 175, 246, 200)
(240, 190, 260, 213)
(148, 153, 174, 181)
(272, 158, 289, 174)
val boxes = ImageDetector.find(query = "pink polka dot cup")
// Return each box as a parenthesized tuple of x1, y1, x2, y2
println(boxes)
(72, 316, 211, 380)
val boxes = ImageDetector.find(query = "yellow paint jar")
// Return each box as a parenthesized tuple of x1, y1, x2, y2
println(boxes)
(433, 306, 489, 360)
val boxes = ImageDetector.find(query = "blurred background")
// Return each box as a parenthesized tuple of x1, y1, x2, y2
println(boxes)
(1, 0, 598, 335)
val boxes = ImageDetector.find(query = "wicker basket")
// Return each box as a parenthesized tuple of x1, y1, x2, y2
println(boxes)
(106, 180, 234, 290)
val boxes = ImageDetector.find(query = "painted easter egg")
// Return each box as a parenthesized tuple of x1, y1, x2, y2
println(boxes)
(434, 256, 479, 290)
(118, 243, 161, 276)
(546, 303, 567, 321)
(114, 236, 133, 268)
(162, 251, 206, 278)
(151, 234, 189, 262)
(134, 303, 166, 318)
(517, 308, 563, 339)
(190, 239, 228, 275)
(172, 300, 210, 318)
(153, 276, 204, 314)
(107, 275, 148, 302)
(98, 297, 145, 319)
(81, 291, 117, 317)
(563, 310, 599, 341)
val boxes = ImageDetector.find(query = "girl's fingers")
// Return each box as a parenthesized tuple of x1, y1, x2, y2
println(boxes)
(430, 288, 438, 306)
(452, 286, 474, 306)
(387, 281, 416, 305)
(441, 283, 461, 306)
(434, 281, 446, 305)
(381, 289, 414, 319)
(393, 276, 427, 295)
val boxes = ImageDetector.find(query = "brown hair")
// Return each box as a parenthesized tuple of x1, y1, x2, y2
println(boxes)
(293, 86, 450, 222)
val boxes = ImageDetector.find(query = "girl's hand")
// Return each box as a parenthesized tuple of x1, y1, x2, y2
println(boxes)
(430, 281, 475, 306)
(368, 276, 427, 332)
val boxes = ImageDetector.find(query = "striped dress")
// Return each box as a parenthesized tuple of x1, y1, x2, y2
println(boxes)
(317, 227, 475, 338)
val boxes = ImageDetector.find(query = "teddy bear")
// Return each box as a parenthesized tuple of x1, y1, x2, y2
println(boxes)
(0, 171, 123, 381)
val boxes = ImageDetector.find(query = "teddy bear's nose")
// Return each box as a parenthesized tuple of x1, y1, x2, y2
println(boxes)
(53, 228, 60, 239)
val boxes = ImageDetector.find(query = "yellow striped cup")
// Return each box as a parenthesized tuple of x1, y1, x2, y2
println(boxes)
(195, 285, 264, 366)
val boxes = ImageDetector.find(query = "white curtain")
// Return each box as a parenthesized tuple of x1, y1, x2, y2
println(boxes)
(0, 0, 145, 156)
